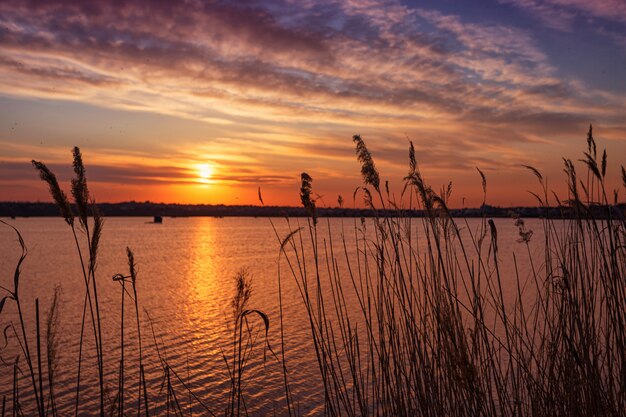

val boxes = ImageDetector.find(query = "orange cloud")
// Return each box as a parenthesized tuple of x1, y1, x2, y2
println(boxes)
(0, 0, 624, 207)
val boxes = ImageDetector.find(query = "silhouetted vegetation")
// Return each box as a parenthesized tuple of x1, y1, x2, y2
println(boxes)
(1, 126, 625, 416)
(272, 125, 625, 416)
(2, 201, 623, 219)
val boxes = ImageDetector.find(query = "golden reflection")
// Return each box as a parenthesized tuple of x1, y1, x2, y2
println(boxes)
(188, 218, 219, 302)
(174, 218, 233, 381)
(185, 218, 226, 345)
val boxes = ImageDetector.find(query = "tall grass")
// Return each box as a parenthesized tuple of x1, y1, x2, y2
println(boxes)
(274, 126, 625, 416)
(1, 126, 625, 416)
(1, 148, 276, 416)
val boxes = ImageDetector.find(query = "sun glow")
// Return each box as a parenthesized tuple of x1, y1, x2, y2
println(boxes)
(196, 163, 215, 184)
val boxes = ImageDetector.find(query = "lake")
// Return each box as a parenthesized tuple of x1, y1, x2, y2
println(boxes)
(0, 216, 548, 415)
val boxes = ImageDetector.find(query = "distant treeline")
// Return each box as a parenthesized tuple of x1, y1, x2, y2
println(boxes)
(1, 201, 624, 219)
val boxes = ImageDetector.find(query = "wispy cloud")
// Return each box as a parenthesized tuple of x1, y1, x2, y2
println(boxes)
(500, 0, 626, 50)
(0, 0, 624, 205)
(502, 0, 626, 25)
(2, 0, 613, 121)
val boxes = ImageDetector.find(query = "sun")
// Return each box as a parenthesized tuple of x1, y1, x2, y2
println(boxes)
(196, 163, 214, 184)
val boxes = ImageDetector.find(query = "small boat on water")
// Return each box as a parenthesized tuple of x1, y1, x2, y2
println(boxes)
(153, 215, 163, 224)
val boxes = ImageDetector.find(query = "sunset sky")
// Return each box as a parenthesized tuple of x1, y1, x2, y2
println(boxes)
(1, 0, 625, 207)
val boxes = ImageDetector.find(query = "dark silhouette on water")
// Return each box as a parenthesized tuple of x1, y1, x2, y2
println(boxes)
(1, 200, 623, 219)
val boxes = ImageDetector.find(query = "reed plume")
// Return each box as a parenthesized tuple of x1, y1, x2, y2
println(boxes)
(89, 203, 103, 272)
(228, 267, 266, 417)
(31, 161, 74, 225)
(232, 268, 252, 320)
(587, 124, 596, 158)
(32, 150, 105, 416)
(300, 172, 317, 225)
(71, 146, 90, 226)
(582, 151, 602, 181)
(476, 166, 487, 195)
(353, 134, 380, 191)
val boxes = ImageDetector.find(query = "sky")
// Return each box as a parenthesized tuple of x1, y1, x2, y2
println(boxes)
(0, 0, 625, 207)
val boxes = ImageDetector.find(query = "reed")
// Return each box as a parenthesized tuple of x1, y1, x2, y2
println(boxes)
(273, 126, 625, 417)
(0, 220, 43, 417)
(224, 267, 275, 417)
(33, 149, 106, 417)
(44, 286, 61, 417)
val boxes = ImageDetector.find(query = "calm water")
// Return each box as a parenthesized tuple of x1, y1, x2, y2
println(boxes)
(0, 217, 546, 415)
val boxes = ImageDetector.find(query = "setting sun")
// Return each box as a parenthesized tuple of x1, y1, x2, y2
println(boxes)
(197, 163, 214, 184)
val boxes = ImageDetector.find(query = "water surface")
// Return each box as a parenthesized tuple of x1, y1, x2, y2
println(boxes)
(0, 216, 548, 415)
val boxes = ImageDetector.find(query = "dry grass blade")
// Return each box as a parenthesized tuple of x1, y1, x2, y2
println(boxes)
(0, 220, 27, 298)
(522, 165, 543, 182)
(281, 228, 303, 250)
(1, 325, 10, 350)
(45, 286, 61, 417)
(0, 297, 8, 316)
(527, 190, 544, 206)
(241, 309, 277, 359)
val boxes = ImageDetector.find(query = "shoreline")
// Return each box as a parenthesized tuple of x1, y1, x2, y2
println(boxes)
(1, 201, 624, 219)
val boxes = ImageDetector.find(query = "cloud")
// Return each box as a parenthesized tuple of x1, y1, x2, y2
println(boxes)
(498, 0, 577, 30)
(500, 0, 626, 40)
(543, 0, 626, 23)
(0, 159, 292, 188)
(0, 160, 187, 185)
(0, 0, 624, 205)
(1, 0, 596, 122)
